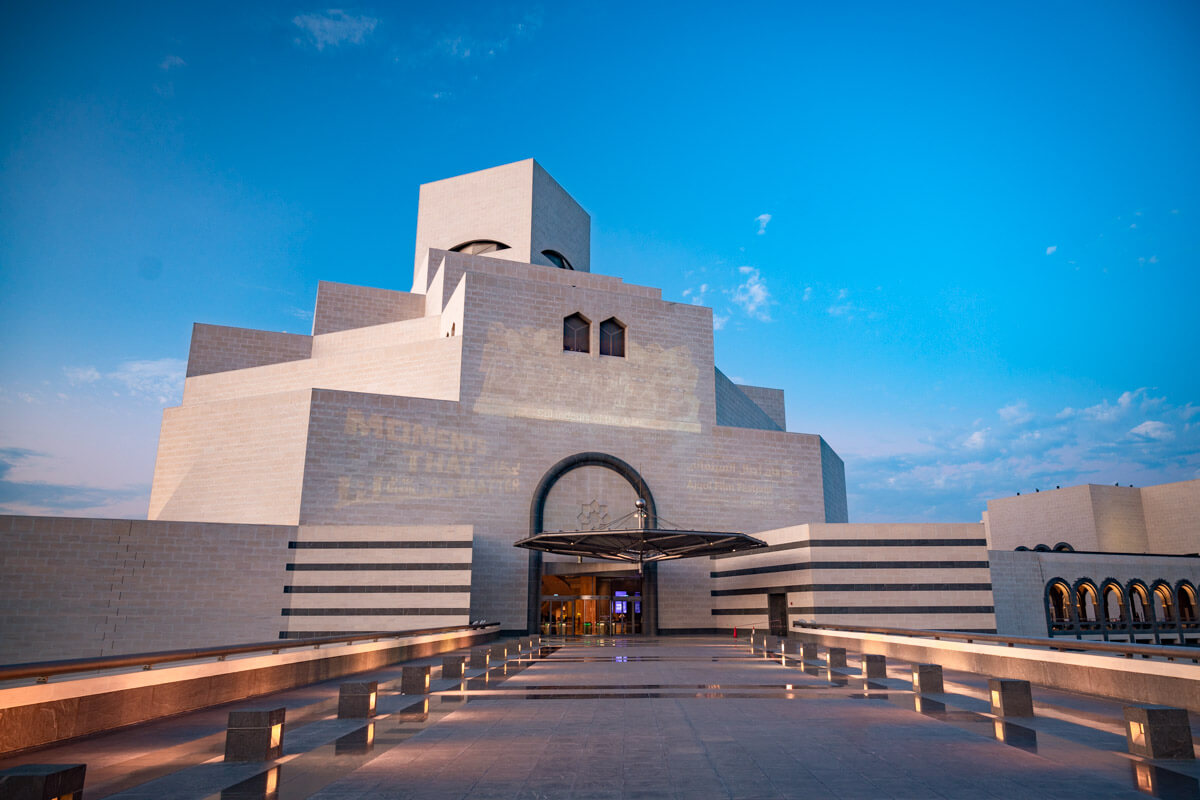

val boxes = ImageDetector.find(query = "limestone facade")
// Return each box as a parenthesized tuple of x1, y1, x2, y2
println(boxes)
(145, 159, 848, 636)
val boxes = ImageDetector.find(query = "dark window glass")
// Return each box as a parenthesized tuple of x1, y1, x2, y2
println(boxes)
(599, 317, 625, 357)
(543, 250, 573, 270)
(451, 240, 510, 255)
(563, 313, 589, 353)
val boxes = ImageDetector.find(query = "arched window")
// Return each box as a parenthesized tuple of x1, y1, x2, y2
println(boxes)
(1034, 544, 1051, 552)
(1052, 542, 1074, 552)
(599, 317, 625, 358)
(1075, 582, 1100, 624)
(563, 313, 590, 353)
(451, 240, 510, 255)
(1101, 582, 1124, 624)
(1129, 583, 1150, 624)
(1179, 584, 1198, 623)
(1047, 581, 1071, 624)
(542, 250, 574, 270)
(1153, 584, 1175, 623)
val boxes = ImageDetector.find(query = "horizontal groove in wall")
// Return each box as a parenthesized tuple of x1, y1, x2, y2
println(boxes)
(281, 608, 470, 616)
(711, 539, 988, 559)
(711, 561, 991, 579)
(289, 541, 472, 549)
(711, 605, 995, 615)
(711, 583, 993, 597)
(287, 563, 472, 571)
(284, 585, 472, 593)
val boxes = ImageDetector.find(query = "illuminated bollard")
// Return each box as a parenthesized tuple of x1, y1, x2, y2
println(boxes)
(469, 647, 490, 669)
(988, 679, 1034, 717)
(225, 708, 285, 761)
(442, 655, 466, 678)
(800, 642, 819, 662)
(401, 665, 432, 694)
(531, 634, 542, 648)
(1124, 705, 1195, 759)
(912, 664, 944, 694)
(489, 643, 509, 662)
(0, 764, 87, 800)
(337, 681, 378, 718)
(862, 654, 887, 679)
(825, 647, 847, 668)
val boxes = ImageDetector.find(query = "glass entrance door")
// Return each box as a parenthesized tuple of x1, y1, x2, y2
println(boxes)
(540, 575, 642, 635)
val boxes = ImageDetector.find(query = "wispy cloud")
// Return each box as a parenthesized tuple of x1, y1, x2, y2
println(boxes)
(1045, 245, 1057, 255)
(1129, 420, 1173, 441)
(755, 213, 772, 235)
(0, 448, 148, 517)
(293, 9, 379, 51)
(802, 287, 812, 302)
(159, 55, 186, 71)
(730, 266, 771, 321)
(713, 314, 729, 331)
(998, 401, 1033, 425)
(108, 358, 186, 404)
(681, 283, 711, 306)
(845, 388, 1200, 522)
(435, 10, 542, 60)
(64, 366, 101, 385)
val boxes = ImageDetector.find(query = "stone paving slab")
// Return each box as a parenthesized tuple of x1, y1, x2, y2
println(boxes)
(4, 636, 1199, 799)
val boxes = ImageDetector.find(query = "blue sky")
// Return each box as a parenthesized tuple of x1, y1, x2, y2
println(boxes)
(2, 1, 1198, 523)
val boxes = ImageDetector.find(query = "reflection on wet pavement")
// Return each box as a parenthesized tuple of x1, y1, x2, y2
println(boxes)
(10, 636, 1200, 799)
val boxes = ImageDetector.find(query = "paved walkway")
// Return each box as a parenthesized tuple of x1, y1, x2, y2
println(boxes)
(3, 636, 1199, 799)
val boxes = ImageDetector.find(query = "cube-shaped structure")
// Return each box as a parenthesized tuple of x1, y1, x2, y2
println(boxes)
(401, 665, 432, 695)
(1124, 705, 1195, 759)
(912, 664, 944, 695)
(225, 708, 285, 762)
(338, 682, 378, 718)
(988, 679, 1034, 718)
(0, 764, 87, 800)
(442, 655, 467, 678)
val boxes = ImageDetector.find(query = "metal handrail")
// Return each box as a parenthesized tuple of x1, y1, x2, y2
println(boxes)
(791, 620, 1200, 663)
(0, 621, 496, 683)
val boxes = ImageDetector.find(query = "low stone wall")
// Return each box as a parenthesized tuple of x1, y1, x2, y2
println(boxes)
(0, 625, 497, 756)
(792, 627, 1200, 712)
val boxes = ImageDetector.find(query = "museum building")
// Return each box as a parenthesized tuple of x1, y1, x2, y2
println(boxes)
(1, 160, 1197, 663)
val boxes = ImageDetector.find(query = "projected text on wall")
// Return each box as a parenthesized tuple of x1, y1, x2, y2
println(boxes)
(336, 410, 520, 507)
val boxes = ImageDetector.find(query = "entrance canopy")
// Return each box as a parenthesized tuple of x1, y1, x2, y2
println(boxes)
(515, 527, 766, 564)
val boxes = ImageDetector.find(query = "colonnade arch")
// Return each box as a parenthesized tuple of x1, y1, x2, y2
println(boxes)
(1044, 576, 1199, 644)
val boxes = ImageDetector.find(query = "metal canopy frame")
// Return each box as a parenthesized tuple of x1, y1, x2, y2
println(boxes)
(515, 527, 766, 565)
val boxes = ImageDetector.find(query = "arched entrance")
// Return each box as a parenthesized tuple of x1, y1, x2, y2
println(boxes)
(527, 452, 659, 635)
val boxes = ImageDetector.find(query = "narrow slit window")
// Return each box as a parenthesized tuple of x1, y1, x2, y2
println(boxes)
(563, 313, 590, 353)
(599, 317, 625, 357)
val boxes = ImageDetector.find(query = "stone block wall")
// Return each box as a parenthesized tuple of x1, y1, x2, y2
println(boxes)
(282, 524, 473, 638)
(710, 522, 995, 633)
(714, 368, 782, 431)
(186, 323, 312, 378)
(148, 389, 313, 524)
(1142, 480, 1200, 553)
(312, 280, 426, 336)
(0, 515, 294, 662)
(736, 384, 786, 430)
(985, 485, 1106, 551)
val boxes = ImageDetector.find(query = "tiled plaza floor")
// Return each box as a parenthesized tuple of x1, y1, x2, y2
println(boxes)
(2, 636, 1198, 799)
